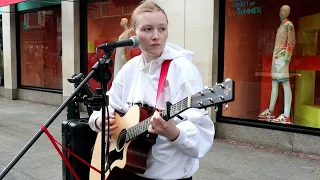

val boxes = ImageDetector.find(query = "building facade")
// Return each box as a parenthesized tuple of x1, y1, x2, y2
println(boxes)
(1, 0, 320, 155)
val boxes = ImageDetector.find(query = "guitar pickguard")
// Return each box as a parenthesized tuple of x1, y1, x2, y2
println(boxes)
(106, 129, 127, 166)
(107, 148, 124, 166)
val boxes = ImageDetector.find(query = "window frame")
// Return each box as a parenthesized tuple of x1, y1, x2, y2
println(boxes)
(16, 4, 62, 93)
(0, 14, 3, 87)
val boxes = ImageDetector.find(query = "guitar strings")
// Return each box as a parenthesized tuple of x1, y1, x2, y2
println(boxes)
(113, 99, 184, 140)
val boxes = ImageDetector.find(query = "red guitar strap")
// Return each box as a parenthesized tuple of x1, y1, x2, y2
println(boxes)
(155, 60, 172, 109)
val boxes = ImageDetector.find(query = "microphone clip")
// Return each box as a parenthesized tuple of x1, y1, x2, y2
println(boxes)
(91, 46, 114, 85)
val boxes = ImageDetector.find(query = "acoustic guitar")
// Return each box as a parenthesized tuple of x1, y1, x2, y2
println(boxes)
(90, 78, 235, 180)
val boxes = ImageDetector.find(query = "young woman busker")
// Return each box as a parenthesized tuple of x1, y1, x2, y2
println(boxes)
(89, 1, 215, 180)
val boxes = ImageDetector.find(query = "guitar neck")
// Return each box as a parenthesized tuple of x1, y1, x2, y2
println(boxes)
(125, 97, 190, 142)
(125, 79, 235, 142)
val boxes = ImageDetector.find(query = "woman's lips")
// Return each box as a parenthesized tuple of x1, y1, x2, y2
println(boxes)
(151, 44, 161, 47)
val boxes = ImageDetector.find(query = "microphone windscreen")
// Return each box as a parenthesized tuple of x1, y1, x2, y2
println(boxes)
(130, 36, 140, 48)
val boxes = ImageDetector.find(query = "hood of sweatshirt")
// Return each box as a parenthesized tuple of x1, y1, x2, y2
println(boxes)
(138, 43, 194, 72)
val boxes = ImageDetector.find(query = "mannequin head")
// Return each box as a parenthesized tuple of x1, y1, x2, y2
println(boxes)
(279, 5, 290, 19)
(120, 18, 128, 27)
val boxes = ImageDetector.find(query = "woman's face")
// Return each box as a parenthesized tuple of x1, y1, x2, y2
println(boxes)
(134, 11, 168, 60)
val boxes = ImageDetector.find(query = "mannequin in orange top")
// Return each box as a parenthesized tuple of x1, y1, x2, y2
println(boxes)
(114, 18, 129, 77)
(114, 18, 142, 77)
(258, 5, 296, 124)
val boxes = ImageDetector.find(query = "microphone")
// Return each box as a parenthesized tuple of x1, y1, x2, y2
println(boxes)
(97, 36, 140, 50)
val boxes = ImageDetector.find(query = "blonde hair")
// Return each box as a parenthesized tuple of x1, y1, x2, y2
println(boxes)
(123, 1, 168, 38)
(130, 1, 168, 30)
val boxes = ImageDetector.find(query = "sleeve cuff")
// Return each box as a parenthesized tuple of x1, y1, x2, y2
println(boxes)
(107, 106, 115, 115)
(88, 113, 100, 132)
(169, 126, 187, 146)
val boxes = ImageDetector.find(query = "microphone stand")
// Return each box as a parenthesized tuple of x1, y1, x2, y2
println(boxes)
(0, 48, 114, 180)
(94, 47, 113, 180)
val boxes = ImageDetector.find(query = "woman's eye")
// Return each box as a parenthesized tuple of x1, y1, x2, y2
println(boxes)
(144, 28, 152, 32)
(159, 28, 166, 32)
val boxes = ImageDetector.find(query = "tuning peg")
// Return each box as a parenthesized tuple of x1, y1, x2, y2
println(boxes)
(224, 78, 231, 82)
(218, 83, 225, 89)
(218, 95, 224, 100)
(225, 103, 229, 110)
(208, 87, 214, 92)
(208, 98, 214, 103)
(215, 106, 219, 112)
(199, 91, 205, 96)
(197, 101, 203, 106)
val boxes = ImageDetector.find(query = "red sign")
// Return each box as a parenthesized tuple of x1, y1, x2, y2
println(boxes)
(111, 0, 141, 7)
(0, 0, 26, 7)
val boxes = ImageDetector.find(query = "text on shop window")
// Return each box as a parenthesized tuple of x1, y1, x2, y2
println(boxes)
(233, 0, 262, 16)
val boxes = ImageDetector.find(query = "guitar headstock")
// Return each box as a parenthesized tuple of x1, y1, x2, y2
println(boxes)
(189, 78, 235, 110)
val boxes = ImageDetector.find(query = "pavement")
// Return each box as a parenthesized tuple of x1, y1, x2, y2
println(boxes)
(1, 97, 320, 180)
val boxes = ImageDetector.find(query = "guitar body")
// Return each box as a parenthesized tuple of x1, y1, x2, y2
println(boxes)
(90, 105, 157, 180)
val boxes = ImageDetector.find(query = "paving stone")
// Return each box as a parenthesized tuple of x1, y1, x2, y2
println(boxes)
(313, 168, 320, 175)
(254, 174, 287, 180)
(230, 171, 260, 180)
(307, 160, 320, 168)
(0, 164, 35, 180)
(288, 172, 320, 180)
(288, 166, 317, 174)
(254, 165, 296, 179)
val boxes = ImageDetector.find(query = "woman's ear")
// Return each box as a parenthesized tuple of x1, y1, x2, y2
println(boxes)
(129, 29, 136, 37)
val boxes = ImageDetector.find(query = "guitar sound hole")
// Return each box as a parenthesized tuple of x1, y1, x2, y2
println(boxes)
(117, 129, 127, 151)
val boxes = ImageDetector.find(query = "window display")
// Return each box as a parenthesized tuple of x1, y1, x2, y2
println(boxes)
(20, 7, 62, 89)
(87, 0, 141, 91)
(258, 5, 295, 124)
(223, 0, 320, 129)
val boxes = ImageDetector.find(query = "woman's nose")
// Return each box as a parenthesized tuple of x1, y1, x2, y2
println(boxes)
(152, 30, 160, 40)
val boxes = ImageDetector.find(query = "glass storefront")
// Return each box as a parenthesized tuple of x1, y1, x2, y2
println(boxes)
(0, 15, 3, 86)
(87, 0, 141, 90)
(19, 6, 62, 90)
(222, 0, 320, 129)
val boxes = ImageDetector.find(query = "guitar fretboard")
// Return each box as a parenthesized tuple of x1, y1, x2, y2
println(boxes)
(123, 79, 235, 142)
(125, 97, 190, 142)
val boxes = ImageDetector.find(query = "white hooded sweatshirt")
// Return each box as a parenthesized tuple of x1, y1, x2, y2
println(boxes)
(89, 43, 215, 179)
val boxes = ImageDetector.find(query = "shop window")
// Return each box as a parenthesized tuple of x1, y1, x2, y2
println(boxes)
(223, 0, 320, 129)
(0, 15, 3, 86)
(87, 0, 141, 91)
(20, 7, 62, 89)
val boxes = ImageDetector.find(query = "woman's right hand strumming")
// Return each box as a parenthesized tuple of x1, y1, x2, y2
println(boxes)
(95, 114, 118, 136)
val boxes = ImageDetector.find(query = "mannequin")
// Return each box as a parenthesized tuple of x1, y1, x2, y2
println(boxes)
(114, 18, 129, 77)
(258, 5, 296, 124)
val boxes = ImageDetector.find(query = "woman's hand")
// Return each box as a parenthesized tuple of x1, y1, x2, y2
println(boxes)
(148, 110, 180, 141)
(95, 114, 118, 136)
